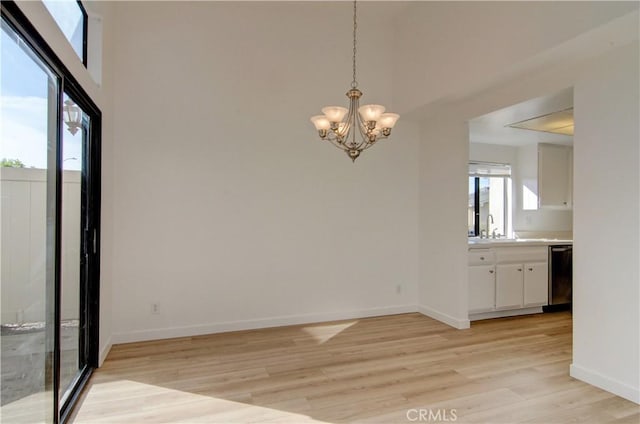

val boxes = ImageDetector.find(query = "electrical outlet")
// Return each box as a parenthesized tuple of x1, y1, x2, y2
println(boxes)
(151, 303, 160, 315)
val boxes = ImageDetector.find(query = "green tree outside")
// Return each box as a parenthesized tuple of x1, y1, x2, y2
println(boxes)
(0, 158, 26, 168)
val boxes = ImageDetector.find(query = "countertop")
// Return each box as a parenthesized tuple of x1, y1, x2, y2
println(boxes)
(468, 238, 573, 249)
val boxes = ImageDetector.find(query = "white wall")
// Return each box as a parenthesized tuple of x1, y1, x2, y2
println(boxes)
(109, 2, 419, 343)
(571, 42, 639, 404)
(393, 1, 639, 114)
(469, 143, 517, 167)
(12, 7, 638, 405)
(403, 5, 638, 401)
(418, 113, 470, 328)
(91, 1, 638, 403)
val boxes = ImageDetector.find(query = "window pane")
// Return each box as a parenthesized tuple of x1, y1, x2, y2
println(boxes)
(479, 177, 506, 237)
(468, 177, 476, 236)
(1, 18, 56, 422)
(42, 0, 85, 62)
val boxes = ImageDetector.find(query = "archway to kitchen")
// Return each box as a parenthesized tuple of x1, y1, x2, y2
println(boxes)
(466, 87, 573, 323)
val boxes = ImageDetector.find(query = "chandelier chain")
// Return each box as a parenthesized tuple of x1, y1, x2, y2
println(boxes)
(351, 0, 358, 89)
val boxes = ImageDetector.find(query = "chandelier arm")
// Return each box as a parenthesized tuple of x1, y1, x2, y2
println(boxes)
(326, 131, 346, 147)
(349, 93, 365, 149)
(342, 104, 356, 149)
(360, 141, 378, 151)
(326, 137, 350, 152)
(354, 133, 369, 150)
(357, 108, 369, 147)
(354, 107, 372, 148)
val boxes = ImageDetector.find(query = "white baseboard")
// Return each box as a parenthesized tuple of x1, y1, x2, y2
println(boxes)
(98, 335, 112, 367)
(570, 363, 640, 404)
(469, 307, 543, 322)
(111, 304, 418, 344)
(418, 305, 470, 329)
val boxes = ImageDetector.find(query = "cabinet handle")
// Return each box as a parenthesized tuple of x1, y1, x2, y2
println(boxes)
(489, 269, 494, 274)
(480, 256, 485, 260)
(528, 268, 533, 271)
(518, 268, 522, 272)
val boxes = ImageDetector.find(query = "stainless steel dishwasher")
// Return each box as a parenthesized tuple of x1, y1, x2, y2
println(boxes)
(545, 245, 572, 312)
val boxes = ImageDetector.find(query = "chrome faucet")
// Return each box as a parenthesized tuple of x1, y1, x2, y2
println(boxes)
(485, 214, 494, 239)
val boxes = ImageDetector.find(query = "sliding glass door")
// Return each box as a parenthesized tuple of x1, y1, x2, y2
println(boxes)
(0, 16, 57, 423)
(0, 4, 100, 422)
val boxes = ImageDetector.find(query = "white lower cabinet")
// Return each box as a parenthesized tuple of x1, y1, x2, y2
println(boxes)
(469, 246, 549, 318)
(523, 262, 548, 307)
(496, 264, 524, 310)
(469, 265, 495, 313)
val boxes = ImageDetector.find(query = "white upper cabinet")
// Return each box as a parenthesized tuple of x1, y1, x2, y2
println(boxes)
(538, 143, 573, 209)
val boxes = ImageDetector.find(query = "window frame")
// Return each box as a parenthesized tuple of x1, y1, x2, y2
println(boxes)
(78, 0, 88, 67)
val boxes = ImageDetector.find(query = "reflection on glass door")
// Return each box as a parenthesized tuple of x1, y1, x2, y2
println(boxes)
(0, 17, 56, 423)
(59, 93, 86, 404)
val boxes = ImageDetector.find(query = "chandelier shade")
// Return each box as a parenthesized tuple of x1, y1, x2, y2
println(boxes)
(322, 106, 349, 122)
(309, 0, 399, 162)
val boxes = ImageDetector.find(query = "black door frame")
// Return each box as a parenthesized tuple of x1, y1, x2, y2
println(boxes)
(1, 2, 101, 423)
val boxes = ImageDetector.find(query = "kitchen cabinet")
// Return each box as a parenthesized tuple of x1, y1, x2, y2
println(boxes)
(469, 265, 495, 313)
(496, 261, 548, 309)
(523, 262, 548, 307)
(468, 245, 549, 319)
(496, 264, 524, 310)
(468, 249, 495, 313)
(538, 143, 573, 209)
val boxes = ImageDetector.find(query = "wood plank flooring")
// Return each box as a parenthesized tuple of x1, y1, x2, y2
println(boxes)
(70, 312, 639, 423)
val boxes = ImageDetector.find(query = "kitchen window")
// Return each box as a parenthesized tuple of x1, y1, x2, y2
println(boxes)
(468, 162, 512, 238)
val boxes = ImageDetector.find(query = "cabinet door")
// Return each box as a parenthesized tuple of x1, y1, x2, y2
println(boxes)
(496, 264, 524, 310)
(469, 265, 495, 313)
(523, 262, 548, 307)
(538, 144, 573, 209)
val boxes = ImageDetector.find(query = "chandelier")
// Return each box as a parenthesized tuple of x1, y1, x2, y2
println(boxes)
(310, 0, 399, 162)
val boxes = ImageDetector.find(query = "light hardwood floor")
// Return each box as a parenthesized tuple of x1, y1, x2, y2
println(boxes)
(71, 312, 639, 423)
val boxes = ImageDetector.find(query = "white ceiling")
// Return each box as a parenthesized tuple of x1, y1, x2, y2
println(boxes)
(469, 87, 574, 147)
